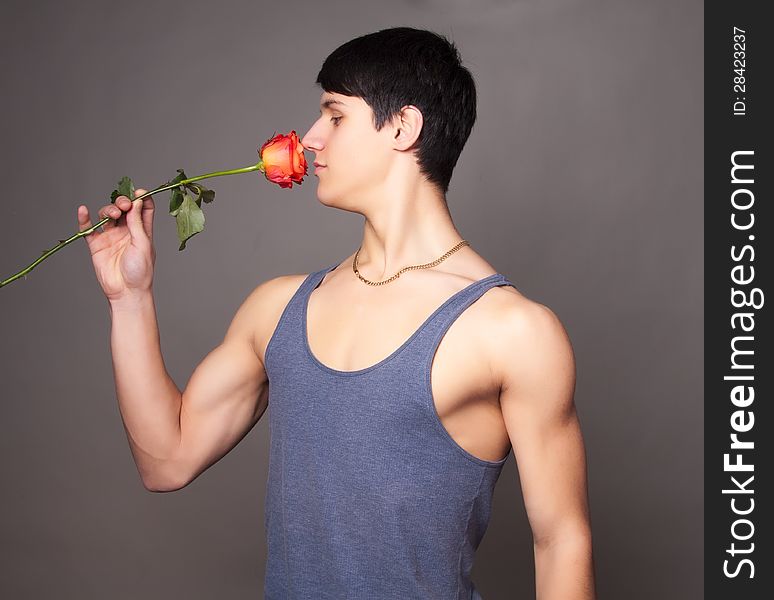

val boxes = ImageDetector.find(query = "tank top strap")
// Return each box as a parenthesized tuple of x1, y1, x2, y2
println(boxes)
(289, 263, 340, 327)
(302, 263, 339, 296)
(411, 273, 514, 355)
(263, 263, 339, 373)
(285, 263, 338, 314)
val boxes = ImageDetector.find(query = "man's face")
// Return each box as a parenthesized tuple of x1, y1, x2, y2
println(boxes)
(301, 91, 396, 208)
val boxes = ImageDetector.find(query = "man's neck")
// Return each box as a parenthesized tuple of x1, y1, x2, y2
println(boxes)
(355, 191, 464, 280)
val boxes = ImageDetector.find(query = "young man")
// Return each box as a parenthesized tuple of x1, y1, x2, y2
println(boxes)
(80, 27, 595, 600)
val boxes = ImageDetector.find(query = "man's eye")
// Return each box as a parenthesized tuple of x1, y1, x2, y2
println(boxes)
(330, 116, 342, 125)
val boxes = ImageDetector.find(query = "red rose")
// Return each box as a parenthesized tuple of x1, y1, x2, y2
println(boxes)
(259, 130, 307, 188)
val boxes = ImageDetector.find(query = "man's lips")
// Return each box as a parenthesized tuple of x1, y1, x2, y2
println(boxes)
(314, 162, 326, 174)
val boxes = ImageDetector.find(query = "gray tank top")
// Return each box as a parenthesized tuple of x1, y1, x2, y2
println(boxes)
(262, 262, 515, 599)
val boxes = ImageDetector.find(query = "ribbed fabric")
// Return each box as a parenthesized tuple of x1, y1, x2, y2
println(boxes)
(262, 262, 515, 600)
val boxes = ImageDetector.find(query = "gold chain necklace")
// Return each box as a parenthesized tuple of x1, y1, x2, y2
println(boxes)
(352, 240, 470, 286)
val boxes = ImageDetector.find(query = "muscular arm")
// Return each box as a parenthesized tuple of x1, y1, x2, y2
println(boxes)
(493, 301, 596, 600)
(165, 285, 270, 491)
(147, 275, 303, 491)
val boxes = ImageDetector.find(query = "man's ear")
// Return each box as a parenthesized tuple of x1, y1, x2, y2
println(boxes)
(391, 105, 423, 151)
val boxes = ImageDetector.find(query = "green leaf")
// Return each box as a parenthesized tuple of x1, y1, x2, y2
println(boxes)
(118, 176, 135, 200)
(174, 191, 205, 251)
(185, 182, 215, 206)
(201, 187, 215, 203)
(168, 169, 188, 214)
(110, 176, 135, 204)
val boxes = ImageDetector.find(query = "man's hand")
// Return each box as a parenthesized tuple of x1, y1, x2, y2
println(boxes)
(79, 189, 156, 303)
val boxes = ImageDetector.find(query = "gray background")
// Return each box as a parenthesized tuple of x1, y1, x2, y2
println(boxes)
(0, 0, 703, 598)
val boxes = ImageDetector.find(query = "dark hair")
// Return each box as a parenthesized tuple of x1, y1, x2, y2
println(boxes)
(315, 27, 477, 195)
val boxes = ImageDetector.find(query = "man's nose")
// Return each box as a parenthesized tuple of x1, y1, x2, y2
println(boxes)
(301, 124, 323, 152)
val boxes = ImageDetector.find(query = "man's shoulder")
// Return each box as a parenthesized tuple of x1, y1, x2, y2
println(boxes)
(483, 285, 574, 391)
(259, 271, 312, 299)
(240, 271, 310, 312)
(473, 275, 540, 328)
(244, 271, 311, 342)
(474, 281, 572, 385)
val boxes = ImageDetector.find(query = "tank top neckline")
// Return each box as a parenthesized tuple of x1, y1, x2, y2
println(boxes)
(302, 262, 509, 377)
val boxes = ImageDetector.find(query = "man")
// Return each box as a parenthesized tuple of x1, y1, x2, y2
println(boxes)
(79, 26, 595, 600)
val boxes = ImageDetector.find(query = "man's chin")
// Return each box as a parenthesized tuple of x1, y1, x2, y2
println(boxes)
(315, 182, 355, 209)
(316, 190, 338, 207)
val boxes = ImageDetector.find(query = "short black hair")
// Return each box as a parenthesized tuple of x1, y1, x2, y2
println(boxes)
(315, 27, 477, 195)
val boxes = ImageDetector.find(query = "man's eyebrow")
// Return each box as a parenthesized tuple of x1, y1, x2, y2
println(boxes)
(319, 98, 347, 113)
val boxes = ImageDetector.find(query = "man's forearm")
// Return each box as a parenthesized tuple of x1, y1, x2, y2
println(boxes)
(534, 534, 596, 600)
(108, 291, 183, 490)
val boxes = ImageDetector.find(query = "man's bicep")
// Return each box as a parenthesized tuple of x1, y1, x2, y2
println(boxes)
(172, 287, 270, 489)
(497, 302, 591, 546)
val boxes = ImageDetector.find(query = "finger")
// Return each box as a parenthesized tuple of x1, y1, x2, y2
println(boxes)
(77, 205, 102, 248)
(134, 189, 155, 241)
(126, 190, 146, 241)
(99, 199, 125, 230)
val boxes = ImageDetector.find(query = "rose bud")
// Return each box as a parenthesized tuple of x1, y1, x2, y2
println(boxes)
(259, 130, 308, 189)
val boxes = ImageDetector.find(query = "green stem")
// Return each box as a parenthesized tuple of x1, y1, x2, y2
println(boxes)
(0, 162, 264, 289)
